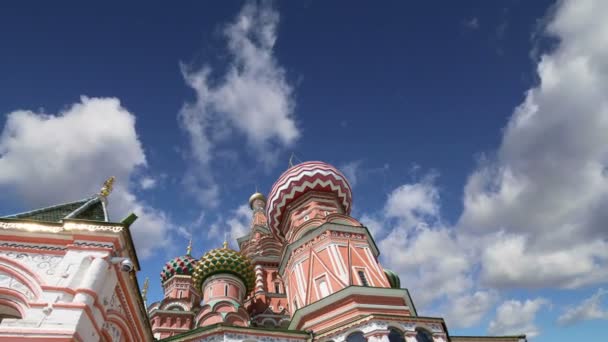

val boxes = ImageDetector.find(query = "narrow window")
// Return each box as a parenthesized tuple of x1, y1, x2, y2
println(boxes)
(293, 298, 299, 310)
(358, 270, 369, 286)
(178, 290, 182, 299)
(224, 284, 229, 296)
(274, 282, 281, 294)
(208, 286, 213, 297)
(318, 278, 329, 297)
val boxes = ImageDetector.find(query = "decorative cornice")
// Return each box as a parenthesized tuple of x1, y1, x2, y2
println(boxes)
(288, 286, 416, 330)
(0, 218, 124, 233)
(0, 241, 66, 251)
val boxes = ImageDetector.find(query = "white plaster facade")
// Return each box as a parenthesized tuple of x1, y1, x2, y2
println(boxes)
(0, 218, 152, 341)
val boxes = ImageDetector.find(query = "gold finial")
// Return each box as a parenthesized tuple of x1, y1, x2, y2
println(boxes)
(223, 240, 228, 249)
(100, 176, 115, 197)
(288, 152, 295, 168)
(186, 239, 192, 256)
(142, 277, 149, 303)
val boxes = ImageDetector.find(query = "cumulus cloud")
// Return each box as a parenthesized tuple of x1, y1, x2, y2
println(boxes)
(444, 291, 498, 329)
(488, 298, 548, 337)
(178, 0, 298, 206)
(358, 1, 608, 335)
(0, 96, 173, 258)
(458, 0, 608, 289)
(558, 288, 608, 326)
(384, 176, 440, 229)
(373, 177, 474, 310)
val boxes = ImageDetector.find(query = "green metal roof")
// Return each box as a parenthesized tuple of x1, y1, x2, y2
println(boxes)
(2, 196, 108, 223)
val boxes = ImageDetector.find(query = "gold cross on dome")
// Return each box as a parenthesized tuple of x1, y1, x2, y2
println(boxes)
(100, 176, 115, 197)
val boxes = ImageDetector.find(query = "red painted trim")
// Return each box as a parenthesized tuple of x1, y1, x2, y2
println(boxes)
(116, 274, 147, 340)
(109, 315, 135, 342)
(31, 302, 104, 339)
(74, 287, 99, 301)
(66, 245, 113, 252)
(41, 285, 76, 295)
(0, 256, 43, 296)
(0, 297, 25, 317)
(0, 287, 30, 306)
(0, 234, 72, 245)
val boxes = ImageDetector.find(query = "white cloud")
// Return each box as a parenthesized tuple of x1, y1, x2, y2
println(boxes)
(140, 176, 157, 190)
(481, 233, 608, 289)
(458, 0, 608, 289)
(340, 161, 362, 187)
(205, 204, 252, 249)
(558, 288, 608, 326)
(0, 96, 173, 258)
(444, 291, 498, 328)
(488, 298, 548, 337)
(360, 213, 383, 237)
(178, 1, 298, 205)
(384, 175, 440, 229)
(226, 204, 252, 242)
(373, 177, 473, 309)
(379, 226, 472, 308)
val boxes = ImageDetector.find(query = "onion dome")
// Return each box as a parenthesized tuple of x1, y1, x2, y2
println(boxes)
(384, 269, 401, 289)
(248, 192, 267, 210)
(266, 161, 353, 238)
(160, 254, 197, 283)
(192, 242, 255, 293)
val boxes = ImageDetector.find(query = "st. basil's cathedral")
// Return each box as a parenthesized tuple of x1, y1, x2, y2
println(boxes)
(0, 161, 526, 342)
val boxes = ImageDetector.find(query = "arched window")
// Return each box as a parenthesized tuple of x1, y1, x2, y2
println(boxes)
(415, 328, 433, 342)
(346, 331, 366, 342)
(388, 328, 405, 342)
(0, 303, 22, 324)
(224, 284, 229, 296)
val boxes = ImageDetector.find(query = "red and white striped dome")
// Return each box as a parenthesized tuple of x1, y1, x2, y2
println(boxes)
(266, 161, 353, 238)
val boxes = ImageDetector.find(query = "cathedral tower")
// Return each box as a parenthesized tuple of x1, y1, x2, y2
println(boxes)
(191, 242, 255, 328)
(266, 161, 416, 337)
(148, 241, 200, 339)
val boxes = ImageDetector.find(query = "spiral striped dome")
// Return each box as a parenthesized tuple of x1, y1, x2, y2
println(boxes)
(160, 254, 197, 283)
(266, 161, 352, 238)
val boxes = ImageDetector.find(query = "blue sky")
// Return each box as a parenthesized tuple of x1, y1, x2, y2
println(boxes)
(0, 0, 607, 339)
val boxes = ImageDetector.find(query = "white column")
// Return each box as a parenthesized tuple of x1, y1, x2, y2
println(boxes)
(404, 331, 418, 342)
(74, 256, 109, 305)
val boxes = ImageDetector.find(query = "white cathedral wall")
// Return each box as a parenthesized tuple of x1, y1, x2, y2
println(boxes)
(0, 247, 122, 341)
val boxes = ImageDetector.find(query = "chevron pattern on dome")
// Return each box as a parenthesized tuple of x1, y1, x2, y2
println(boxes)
(266, 161, 352, 238)
(160, 254, 197, 283)
(192, 246, 255, 293)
